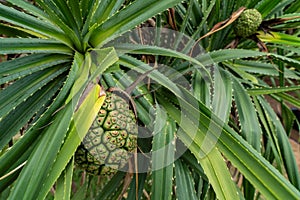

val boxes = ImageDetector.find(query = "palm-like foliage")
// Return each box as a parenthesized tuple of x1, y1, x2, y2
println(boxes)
(0, 0, 300, 199)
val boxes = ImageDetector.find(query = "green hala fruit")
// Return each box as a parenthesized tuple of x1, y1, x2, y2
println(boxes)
(234, 9, 262, 38)
(75, 91, 138, 176)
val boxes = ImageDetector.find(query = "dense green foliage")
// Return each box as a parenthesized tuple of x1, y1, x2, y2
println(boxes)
(0, 0, 299, 199)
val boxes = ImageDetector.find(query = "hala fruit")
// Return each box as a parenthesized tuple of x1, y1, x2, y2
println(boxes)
(75, 91, 138, 175)
(234, 9, 262, 38)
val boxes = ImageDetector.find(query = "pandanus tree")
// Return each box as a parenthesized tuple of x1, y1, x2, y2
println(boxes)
(0, 0, 300, 199)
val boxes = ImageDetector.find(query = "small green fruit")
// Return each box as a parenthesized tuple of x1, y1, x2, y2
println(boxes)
(75, 92, 138, 176)
(234, 9, 262, 38)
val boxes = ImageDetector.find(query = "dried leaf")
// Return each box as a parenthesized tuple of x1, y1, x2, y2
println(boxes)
(197, 7, 246, 41)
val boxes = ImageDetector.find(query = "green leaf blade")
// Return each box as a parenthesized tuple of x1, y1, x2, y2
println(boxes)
(54, 158, 74, 200)
(151, 105, 176, 200)
(0, 76, 65, 151)
(0, 66, 68, 120)
(175, 159, 198, 200)
(89, 0, 182, 47)
(232, 77, 262, 150)
(0, 4, 70, 45)
(0, 38, 73, 55)
(8, 102, 74, 200)
(0, 53, 71, 84)
(258, 31, 300, 47)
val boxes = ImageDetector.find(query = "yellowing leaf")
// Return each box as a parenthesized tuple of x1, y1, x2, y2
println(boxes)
(257, 31, 300, 47)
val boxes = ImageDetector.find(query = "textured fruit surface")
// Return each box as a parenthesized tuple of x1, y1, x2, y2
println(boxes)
(75, 92, 138, 175)
(234, 9, 262, 38)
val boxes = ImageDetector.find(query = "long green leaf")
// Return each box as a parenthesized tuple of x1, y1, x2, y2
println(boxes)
(274, 92, 300, 108)
(190, 66, 239, 199)
(34, 0, 82, 51)
(79, 0, 97, 24)
(89, 0, 182, 47)
(255, 0, 282, 18)
(175, 159, 198, 200)
(224, 62, 259, 84)
(0, 3, 71, 45)
(0, 163, 23, 194)
(285, 0, 300, 13)
(6, 0, 49, 21)
(95, 172, 126, 200)
(54, 157, 74, 200)
(8, 102, 74, 200)
(193, 0, 216, 38)
(113, 43, 211, 79)
(181, 150, 208, 181)
(0, 65, 68, 121)
(258, 96, 300, 188)
(258, 31, 300, 47)
(270, 44, 300, 56)
(0, 76, 65, 151)
(65, 52, 91, 104)
(67, 0, 83, 30)
(151, 105, 175, 200)
(211, 68, 232, 123)
(0, 38, 72, 55)
(0, 77, 65, 192)
(0, 23, 33, 37)
(86, 0, 124, 33)
(197, 49, 267, 66)
(268, 53, 300, 71)
(48, 0, 80, 32)
(266, 0, 296, 17)
(192, 66, 211, 105)
(252, 96, 282, 167)
(248, 85, 300, 96)
(233, 77, 262, 150)
(233, 77, 262, 199)
(229, 60, 299, 79)
(127, 173, 148, 200)
(0, 53, 71, 84)
(89, 47, 119, 81)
